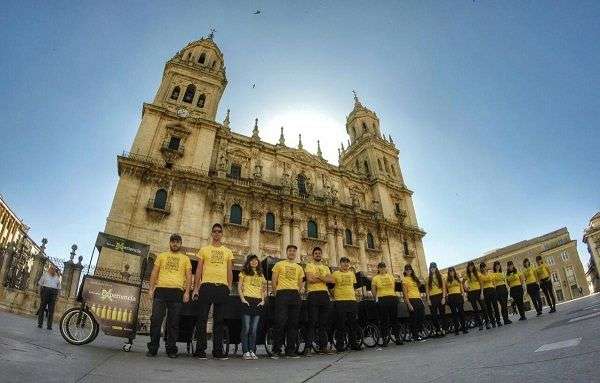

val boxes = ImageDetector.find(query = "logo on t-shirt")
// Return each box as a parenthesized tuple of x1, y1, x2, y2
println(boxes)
(380, 276, 393, 288)
(250, 275, 263, 287)
(339, 274, 353, 287)
(209, 250, 225, 264)
(284, 266, 297, 280)
(165, 256, 180, 272)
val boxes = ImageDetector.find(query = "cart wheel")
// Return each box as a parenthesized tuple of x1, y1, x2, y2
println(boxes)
(362, 323, 379, 348)
(59, 307, 99, 346)
(122, 343, 132, 352)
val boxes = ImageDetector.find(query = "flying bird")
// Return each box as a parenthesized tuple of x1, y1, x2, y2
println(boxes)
(252, 83, 256, 89)
(253, 10, 261, 15)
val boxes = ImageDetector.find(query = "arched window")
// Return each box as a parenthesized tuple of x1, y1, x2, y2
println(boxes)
(363, 160, 370, 175)
(197, 94, 206, 108)
(212, 61, 216, 68)
(182, 84, 196, 103)
(186, 52, 191, 60)
(168, 136, 181, 150)
(378, 158, 383, 171)
(367, 232, 375, 250)
(229, 204, 242, 225)
(391, 165, 396, 176)
(383, 157, 390, 173)
(307, 220, 318, 239)
(355, 159, 359, 171)
(352, 126, 357, 139)
(362, 122, 368, 133)
(153, 189, 167, 210)
(198, 53, 206, 64)
(228, 164, 241, 180)
(297, 174, 308, 197)
(170, 86, 180, 100)
(403, 239, 410, 255)
(265, 212, 275, 231)
(345, 229, 353, 245)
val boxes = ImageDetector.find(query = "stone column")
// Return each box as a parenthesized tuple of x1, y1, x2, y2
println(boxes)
(357, 231, 368, 273)
(280, 218, 290, 257)
(0, 245, 14, 285)
(326, 227, 337, 267)
(61, 261, 74, 297)
(380, 236, 392, 272)
(27, 254, 47, 291)
(335, 230, 344, 267)
(70, 256, 84, 299)
(249, 208, 262, 255)
(291, 220, 301, 249)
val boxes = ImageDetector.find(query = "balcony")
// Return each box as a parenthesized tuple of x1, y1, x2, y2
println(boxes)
(394, 208, 407, 221)
(301, 231, 328, 243)
(160, 141, 185, 162)
(224, 217, 249, 229)
(146, 199, 171, 215)
(260, 223, 282, 235)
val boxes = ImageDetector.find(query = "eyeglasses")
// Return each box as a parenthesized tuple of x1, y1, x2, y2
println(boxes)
(212, 230, 223, 234)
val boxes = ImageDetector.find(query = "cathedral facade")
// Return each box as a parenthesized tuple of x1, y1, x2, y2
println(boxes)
(98, 36, 428, 279)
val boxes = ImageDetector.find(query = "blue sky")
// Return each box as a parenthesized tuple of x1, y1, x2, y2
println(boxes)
(1, 1, 598, 268)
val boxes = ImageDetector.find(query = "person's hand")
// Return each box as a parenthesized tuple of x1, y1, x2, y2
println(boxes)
(240, 298, 249, 306)
(192, 289, 199, 301)
(183, 291, 190, 303)
(258, 300, 265, 307)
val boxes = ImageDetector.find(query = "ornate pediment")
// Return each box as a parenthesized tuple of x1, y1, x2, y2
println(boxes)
(277, 147, 325, 167)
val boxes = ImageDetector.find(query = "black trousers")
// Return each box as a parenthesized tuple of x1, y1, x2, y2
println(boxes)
(429, 293, 446, 332)
(148, 288, 183, 354)
(509, 285, 526, 319)
(447, 293, 467, 332)
(539, 278, 556, 309)
(483, 287, 500, 325)
(38, 287, 58, 329)
(495, 285, 510, 323)
(377, 296, 400, 339)
(526, 283, 543, 314)
(408, 298, 425, 339)
(334, 300, 361, 351)
(195, 283, 229, 356)
(273, 290, 301, 354)
(466, 290, 487, 327)
(307, 291, 330, 351)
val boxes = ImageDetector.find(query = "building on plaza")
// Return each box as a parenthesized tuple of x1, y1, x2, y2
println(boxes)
(96, 35, 428, 281)
(0, 194, 30, 250)
(583, 212, 600, 293)
(441, 228, 590, 305)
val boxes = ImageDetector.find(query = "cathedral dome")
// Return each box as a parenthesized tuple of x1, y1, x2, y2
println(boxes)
(346, 91, 381, 143)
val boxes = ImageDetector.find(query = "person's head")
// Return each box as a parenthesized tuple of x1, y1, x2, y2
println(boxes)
(428, 261, 442, 288)
(242, 254, 262, 276)
(312, 247, 323, 262)
(523, 258, 531, 268)
(169, 233, 182, 252)
(493, 261, 502, 273)
(404, 263, 414, 276)
(211, 223, 223, 243)
(466, 261, 478, 279)
(448, 267, 457, 279)
(339, 257, 350, 271)
(286, 245, 298, 261)
(48, 265, 57, 276)
(535, 255, 543, 265)
(479, 261, 487, 273)
(507, 261, 516, 274)
(377, 262, 387, 274)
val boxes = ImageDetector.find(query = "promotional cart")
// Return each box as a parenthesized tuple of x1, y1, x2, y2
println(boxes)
(59, 232, 150, 352)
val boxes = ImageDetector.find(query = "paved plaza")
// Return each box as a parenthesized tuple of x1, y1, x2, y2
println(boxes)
(1, 294, 599, 383)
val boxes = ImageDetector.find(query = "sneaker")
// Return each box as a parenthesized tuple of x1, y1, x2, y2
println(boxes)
(37, 324, 42, 328)
(214, 354, 229, 360)
(496, 322, 502, 327)
(285, 352, 301, 359)
(504, 320, 512, 325)
(146, 351, 157, 357)
(462, 329, 469, 334)
(478, 326, 484, 331)
(243, 352, 252, 360)
(549, 308, 556, 313)
(250, 351, 258, 360)
(192, 350, 207, 359)
(167, 353, 178, 359)
(491, 323, 496, 328)
(270, 351, 282, 359)
(519, 317, 527, 321)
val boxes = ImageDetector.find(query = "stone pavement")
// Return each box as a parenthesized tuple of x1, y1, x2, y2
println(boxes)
(1, 294, 599, 383)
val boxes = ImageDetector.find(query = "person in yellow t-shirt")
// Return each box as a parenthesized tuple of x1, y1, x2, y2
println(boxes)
(147, 233, 192, 358)
(426, 262, 446, 337)
(237, 254, 266, 360)
(371, 262, 402, 346)
(192, 223, 233, 360)
(270, 245, 305, 358)
(492, 261, 511, 325)
(402, 263, 425, 341)
(331, 257, 361, 352)
(445, 267, 468, 335)
(479, 262, 501, 328)
(535, 255, 557, 313)
(304, 247, 334, 354)
(523, 258, 543, 316)
(506, 261, 527, 321)
(463, 261, 488, 330)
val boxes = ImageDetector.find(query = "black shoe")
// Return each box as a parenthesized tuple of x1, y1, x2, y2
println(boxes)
(504, 320, 512, 325)
(146, 351, 157, 357)
(478, 326, 484, 331)
(285, 352, 301, 358)
(491, 323, 496, 328)
(213, 353, 229, 360)
(37, 324, 42, 328)
(381, 343, 388, 347)
(350, 345, 363, 351)
(485, 324, 491, 329)
(270, 351, 283, 359)
(167, 353, 178, 359)
(519, 316, 527, 321)
(454, 331, 459, 336)
(46, 327, 52, 330)
(462, 329, 469, 334)
(549, 307, 556, 313)
(193, 350, 207, 359)
(395, 340, 404, 346)
(496, 322, 502, 327)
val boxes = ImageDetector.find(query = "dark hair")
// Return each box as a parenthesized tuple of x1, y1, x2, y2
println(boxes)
(428, 264, 443, 290)
(535, 255, 543, 262)
(403, 264, 421, 286)
(493, 261, 502, 273)
(340, 256, 350, 263)
(169, 233, 182, 242)
(447, 267, 458, 284)
(242, 254, 263, 277)
(479, 262, 487, 272)
(312, 247, 322, 254)
(506, 261, 517, 275)
(523, 258, 530, 267)
(211, 223, 223, 231)
(466, 261, 478, 281)
(377, 262, 386, 268)
(286, 244, 298, 251)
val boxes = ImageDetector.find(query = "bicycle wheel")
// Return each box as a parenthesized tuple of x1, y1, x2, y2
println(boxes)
(332, 328, 348, 351)
(296, 328, 308, 355)
(399, 322, 411, 342)
(264, 327, 276, 357)
(60, 308, 99, 345)
(362, 323, 379, 348)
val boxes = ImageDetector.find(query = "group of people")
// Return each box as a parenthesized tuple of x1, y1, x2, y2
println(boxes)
(146, 223, 558, 360)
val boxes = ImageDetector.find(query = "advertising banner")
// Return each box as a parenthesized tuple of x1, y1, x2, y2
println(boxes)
(82, 276, 140, 338)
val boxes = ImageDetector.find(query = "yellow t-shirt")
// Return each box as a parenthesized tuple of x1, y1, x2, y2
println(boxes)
(465, 274, 481, 291)
(428, 277, 443, 296)
(523, 266, 538, 284)
(493, 272, 506, 287)
(197, 245, 233, 285)
(535, 263, 551, 280)
(332, 270, 357, 301)
(305, 262, 331, 292)
(446, 278, 462, 295)
(239, 272, 265, 299)
(155, 251, 192, 290)
(479, 272, 495, 289)
(273, 261, 304, 291)
(372, 273, 397, 298)
(506, 272, 522, 287)
(403, 277, 421, 299)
